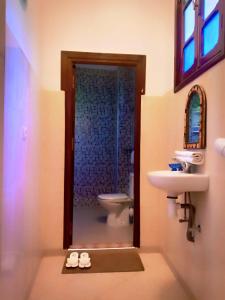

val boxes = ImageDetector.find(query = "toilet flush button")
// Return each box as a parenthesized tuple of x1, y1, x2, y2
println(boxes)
(22, 126, 28, 141)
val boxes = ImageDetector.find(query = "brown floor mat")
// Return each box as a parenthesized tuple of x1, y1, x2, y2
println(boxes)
(62, 248, 144, 274)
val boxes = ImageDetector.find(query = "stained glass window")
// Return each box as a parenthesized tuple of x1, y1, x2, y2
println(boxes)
(184, 39, 195, 72)
(175, 0, 224, 91)
(202, 12, 220, 56)
(204, 0, 219, 19)
(184, 2, 195, 42)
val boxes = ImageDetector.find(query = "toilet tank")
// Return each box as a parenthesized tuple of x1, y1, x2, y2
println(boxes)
(128, 172, 134, 199)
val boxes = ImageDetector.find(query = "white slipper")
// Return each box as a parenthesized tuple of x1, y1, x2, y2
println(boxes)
(79, 259, 91, 268)
(69, 251, 79, 259)
(66, 262, 78, 268)
(80, 252, 89, 259)
(79, 252, 91, 268)
(79, 262, 91, 268)
(66, 255, 79, 268)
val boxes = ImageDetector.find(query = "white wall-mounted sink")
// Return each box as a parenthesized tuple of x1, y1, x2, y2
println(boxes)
(147, 170, 209, 198)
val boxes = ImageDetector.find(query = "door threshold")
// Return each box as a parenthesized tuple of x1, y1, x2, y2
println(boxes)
(69, 246, 136, 251)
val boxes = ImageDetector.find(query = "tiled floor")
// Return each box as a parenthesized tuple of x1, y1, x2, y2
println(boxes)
(72, 206, 133, 248)
(28, 252, 193, 300)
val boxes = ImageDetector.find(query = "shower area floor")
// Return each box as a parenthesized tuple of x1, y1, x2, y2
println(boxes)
(72, 206, 133, 249)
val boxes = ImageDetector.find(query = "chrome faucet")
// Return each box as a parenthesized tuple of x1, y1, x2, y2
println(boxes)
(172, 158, 193, 173)
(181, 161, 192, 173)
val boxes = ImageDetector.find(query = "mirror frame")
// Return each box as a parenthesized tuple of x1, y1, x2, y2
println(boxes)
(184, 84, 207, 149)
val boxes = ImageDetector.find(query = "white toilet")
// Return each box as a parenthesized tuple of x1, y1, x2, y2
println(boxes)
(98, 172, 134, 227)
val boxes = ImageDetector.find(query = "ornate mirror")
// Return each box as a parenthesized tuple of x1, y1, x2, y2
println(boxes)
(184, 85, 207, 149)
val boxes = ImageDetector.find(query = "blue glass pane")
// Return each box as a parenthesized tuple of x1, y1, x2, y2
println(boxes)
(203, 12, 220, 56)
(183, 39, 195, 72)
(184, 1, 195, 42)
(204, 0, 219, 19)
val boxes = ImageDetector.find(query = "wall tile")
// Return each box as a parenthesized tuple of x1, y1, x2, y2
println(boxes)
(74, 66, 135, 208)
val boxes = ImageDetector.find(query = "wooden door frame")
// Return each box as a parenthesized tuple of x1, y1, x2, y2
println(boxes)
(61, 51, 146, 249)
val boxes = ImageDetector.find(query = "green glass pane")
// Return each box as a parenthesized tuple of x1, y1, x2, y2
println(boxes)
(188, 93, 200, 143)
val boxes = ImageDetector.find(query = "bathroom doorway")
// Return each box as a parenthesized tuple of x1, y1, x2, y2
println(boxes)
(61, 52, 146, 249)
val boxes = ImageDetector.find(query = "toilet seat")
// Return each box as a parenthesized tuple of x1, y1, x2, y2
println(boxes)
(98, 193, 129, 201)
(98, 173, 134, 227)
(98, 193, 132, 227)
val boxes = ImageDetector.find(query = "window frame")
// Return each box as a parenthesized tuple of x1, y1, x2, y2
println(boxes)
(182, 0, 198, 76)
(174, 0, 225, 92)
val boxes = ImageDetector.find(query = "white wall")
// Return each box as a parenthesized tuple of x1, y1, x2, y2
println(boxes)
(37, 0, 175, 250)
(39, 0, 174, 96)
(6, 0, 40, 70)
(138, 2, 225, 298)
(39, 90, 65, 251)
(4, 1, 225, 299)
(157, 60, 225, 300)
(0, 1, 42, 299)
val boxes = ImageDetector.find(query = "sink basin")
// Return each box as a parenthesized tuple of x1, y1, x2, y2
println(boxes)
(147, 170, 209, 198)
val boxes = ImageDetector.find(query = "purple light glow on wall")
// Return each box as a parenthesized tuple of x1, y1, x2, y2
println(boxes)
(1, 26, 32, 300)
